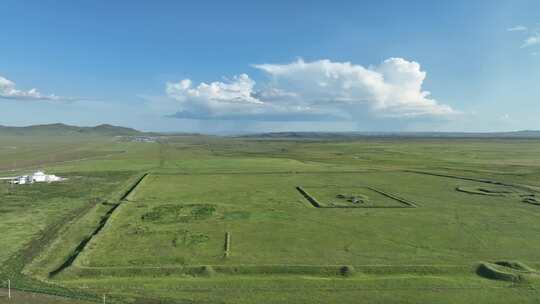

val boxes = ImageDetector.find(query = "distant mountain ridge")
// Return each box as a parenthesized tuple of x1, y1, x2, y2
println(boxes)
(241, 130, 540, 139)
(1, 124, 540, 138)
(0, 123, 144, 136)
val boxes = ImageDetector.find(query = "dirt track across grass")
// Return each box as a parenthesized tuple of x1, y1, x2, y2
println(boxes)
(0, 288, 95, 304)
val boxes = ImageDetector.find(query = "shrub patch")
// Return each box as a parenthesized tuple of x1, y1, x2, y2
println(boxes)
(141, 204, 217, 223)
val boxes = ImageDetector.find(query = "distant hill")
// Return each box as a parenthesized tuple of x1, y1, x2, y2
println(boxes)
(2, 124, 539, 138)
(241, 130, 540, 139)
(0, 123, 144, 136)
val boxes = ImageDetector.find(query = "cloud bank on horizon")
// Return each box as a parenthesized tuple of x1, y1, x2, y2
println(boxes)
(166, 58, 456, 122)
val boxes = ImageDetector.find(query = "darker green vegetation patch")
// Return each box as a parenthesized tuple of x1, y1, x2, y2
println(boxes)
(456, 184, 540, 207)
(172, 230, 209, 247)
(521, 194, 540, 206)
(223, 211, 251, 220)
(142, 204, 217, 223)
(456, 186, 515, 196)
(477, 261, 539, 283)
(334, 193, 370, 206)
(339, 265, 355, 277)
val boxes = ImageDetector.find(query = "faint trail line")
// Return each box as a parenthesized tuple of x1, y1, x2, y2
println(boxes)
(83, 284, 522, 293)
(405, 170, 540, 193)
(153, 170, 374, 176)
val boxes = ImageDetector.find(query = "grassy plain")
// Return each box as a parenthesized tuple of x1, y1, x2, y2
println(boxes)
(1, 135, 540, 303)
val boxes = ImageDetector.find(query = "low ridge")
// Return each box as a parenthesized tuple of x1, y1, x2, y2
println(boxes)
(0, 123, 144, 136)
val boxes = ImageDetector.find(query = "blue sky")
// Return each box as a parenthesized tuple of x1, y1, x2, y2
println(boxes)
(0, 0, 539, 133)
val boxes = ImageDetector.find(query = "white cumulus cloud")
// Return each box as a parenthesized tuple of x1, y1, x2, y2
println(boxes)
(166, 74, 262, 106)
(166, 58, 456, 121)
(166, 74, 273, 119)
(508, 23, 540, 49)
(522, 33, 540, 48)
(507, 25, 528, 32)
(0, 75, 64, 101)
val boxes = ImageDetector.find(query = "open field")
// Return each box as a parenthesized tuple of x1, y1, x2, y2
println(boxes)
(2, 135, 540, 303)
(0, 288, 94, 304)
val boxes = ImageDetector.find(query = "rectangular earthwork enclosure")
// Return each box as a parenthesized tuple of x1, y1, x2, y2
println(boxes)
(298, 185, 415, 208)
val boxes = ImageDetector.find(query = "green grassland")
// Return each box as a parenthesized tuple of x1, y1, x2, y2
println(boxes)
(1, 135, 540, 303)
(0, 288, 94, 304)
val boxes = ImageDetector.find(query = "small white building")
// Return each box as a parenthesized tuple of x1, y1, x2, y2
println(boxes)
(12, 175, 32, 185)
(10, 171, 65, 185)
